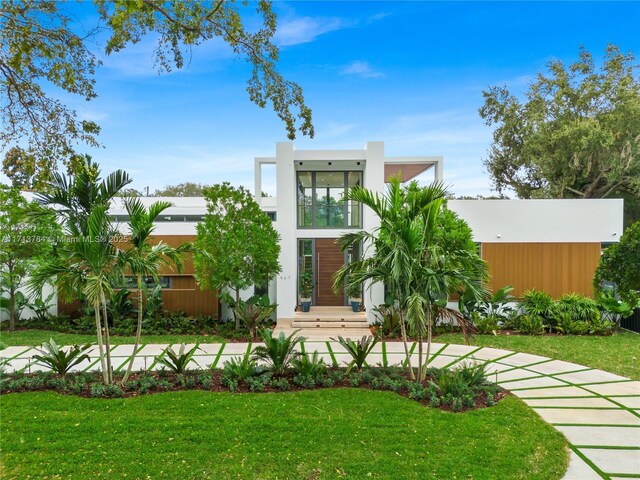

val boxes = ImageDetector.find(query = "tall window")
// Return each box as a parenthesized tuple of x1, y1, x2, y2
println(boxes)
(297, 171, 362, 228)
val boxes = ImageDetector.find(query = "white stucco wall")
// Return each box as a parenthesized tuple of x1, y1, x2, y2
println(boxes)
(448, 199, 624, 243)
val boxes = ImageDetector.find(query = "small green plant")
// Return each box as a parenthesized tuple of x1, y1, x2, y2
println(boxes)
(332, 335, 379, 373)
(246, 375, 268, 392)
(222, 353, 262, 381)
(472, 311, 499, 334)
(32, 339, 91, 375)
(154, 344, 201, 374)
(521, 289, 558, 329)
(291, 351, 326, 380)
(299, 270, 313, 299)
(29, 290, 56, 323)
(557, 294, 600, 323)
(293, 373, 316, 388)
(233, 294, 277, 339)
(144, 284, 164, 319)
(513, 314, 545, 335)
(371, 303, 402, 337)
(252, 328, 303, 375)
(436, 362, 488, 400)
(270, 377, 290, 391)
(90, 383, 124, 398)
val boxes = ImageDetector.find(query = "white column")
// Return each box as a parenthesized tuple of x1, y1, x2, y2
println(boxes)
(275, 142, 297, 319)
(363, 141, 386, 324)
(254, 158, 262, 205)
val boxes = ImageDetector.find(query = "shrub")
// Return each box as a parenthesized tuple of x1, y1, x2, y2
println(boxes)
(222, 353, 264, 383)
(521, 289, 558, 329)
(371, 303, 402, 337)
(512, 314, 545, 335)
(90, 383, 124, 398)
(332, 335, 379, 373)
(291, 351, 326, 380)
(557, 294, 601, 323)
(155, 344, 201, 374)
(246, 375, 268, 392)
(270, 377, 290, 391)
(472, 311, 499, 334)
(32, 339, 91, 375)
(293, 373, 316, 388)
(252, 329, 303, 375)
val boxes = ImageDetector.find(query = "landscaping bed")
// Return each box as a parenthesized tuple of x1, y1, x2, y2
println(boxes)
(0, 365, 507, 413)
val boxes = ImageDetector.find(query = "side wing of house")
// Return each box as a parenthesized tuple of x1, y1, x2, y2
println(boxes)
(448, 199, 624, 298)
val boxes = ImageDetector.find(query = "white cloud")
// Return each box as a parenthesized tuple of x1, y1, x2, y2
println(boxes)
(342, 61, 384, 79)
(274, 16, 348, 46)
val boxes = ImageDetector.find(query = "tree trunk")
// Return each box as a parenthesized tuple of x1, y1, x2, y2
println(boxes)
(399, 309, 415, 380)
(94, 300, 109, 384)
(417, 333, 424, 382)
(101, 292, 112, 385)
(122, 275, 143, 384)
(9, 286, 15, 331)
(425, 308, 433, 381)
(234, 288, 240, 331)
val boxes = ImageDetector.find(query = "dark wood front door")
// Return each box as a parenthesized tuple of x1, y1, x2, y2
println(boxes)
(315, 238, 345, 306)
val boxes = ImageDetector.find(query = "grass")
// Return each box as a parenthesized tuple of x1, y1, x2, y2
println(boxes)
(438, 330, 640, 380)
(0, 329, 227, 347)
(1, 390, 568, 480)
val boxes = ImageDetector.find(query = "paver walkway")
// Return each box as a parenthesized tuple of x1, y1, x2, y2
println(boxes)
(2, 341, 638, 479)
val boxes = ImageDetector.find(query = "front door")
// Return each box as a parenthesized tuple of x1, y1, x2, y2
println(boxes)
(315, 238, 345, 306)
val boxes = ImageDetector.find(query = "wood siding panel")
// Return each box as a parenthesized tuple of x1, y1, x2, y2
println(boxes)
(59, 235, 219, 317)
(482, 243, 601, 299)
(315, 238, 345, 306)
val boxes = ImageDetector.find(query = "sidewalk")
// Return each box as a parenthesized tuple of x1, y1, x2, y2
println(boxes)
(2, 340, 639, 479)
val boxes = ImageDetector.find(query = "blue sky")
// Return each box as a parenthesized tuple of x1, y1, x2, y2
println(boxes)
(38, 1, 640, 196)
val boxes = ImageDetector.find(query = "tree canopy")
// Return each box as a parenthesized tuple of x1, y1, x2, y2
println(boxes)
(155, 182, 209, 197)
(480, 45, 640, 224)
(194, 182, 280, 328)
(0, 185, 60, 329)
(1, 0, 314, 185)
(594, 221, 640, 306)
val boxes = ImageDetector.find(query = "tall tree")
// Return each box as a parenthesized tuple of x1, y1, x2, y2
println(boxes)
(194, 182, 280, 330)
(31, 161, 132, 385)
(1, 1, 313, 185)
(0, 186, 59, 330)
(480, 45, 640, 225)
(155, 182, 209, 197)
(594, 221, 640, 307)
(334, 178, 488, 381)
(120, 197, 189, 384)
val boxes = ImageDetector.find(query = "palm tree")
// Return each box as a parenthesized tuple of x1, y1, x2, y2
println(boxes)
(333, 177, 488, 381)
(31, 160, 131, 385)
(120, 197, 190, 384)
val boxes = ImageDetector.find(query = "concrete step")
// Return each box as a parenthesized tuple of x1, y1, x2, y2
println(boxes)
(293, 316, 367, 323)
(292, 320, 369, 329)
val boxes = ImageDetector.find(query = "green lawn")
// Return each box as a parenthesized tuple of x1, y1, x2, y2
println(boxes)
(0, 329, 227, 347)
(438, 330, 640, 380)
(1, 390, 567, 480)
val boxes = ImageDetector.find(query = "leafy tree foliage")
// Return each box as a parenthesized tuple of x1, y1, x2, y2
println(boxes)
(480, 45, 640, 224)
(334, 178, 488, 381)
(194, 182, 280, 329)
(1, 0, 314, 184)
(0, 185, 60, 329)
(594, 221, 640, 306)
(0, 1, 101, 171)
(155, 182, 209, 197)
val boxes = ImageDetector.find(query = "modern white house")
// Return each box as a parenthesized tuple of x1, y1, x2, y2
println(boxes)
(252, 141, 624, 335)
(4, 141, 624, 335)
